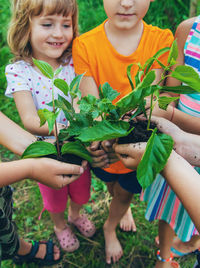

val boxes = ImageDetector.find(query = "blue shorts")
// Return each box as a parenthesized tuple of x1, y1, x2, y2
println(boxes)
(92, 168, 142, 194)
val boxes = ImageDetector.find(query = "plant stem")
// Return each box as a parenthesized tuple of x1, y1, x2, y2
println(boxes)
(147, 94, 154, 130)
(52, 80, 61, 158)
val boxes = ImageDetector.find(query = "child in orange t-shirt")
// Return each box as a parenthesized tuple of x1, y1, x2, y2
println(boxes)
(72, 0, 173, 264)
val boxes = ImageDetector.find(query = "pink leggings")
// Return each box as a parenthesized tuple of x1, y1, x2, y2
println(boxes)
(38, 166, 91, 214)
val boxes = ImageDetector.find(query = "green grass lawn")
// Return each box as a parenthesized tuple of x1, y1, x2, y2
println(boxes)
(0, 148, 197, 267)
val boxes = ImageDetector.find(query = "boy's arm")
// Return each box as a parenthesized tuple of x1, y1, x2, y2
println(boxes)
(13, 91, 52, 136)
(79, 76, 100, 98)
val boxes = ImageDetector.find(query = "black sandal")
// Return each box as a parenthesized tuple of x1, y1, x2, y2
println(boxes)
(13, 240, 62, 266)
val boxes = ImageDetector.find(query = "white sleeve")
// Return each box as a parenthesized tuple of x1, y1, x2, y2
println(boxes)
(5, 62, 31, 98)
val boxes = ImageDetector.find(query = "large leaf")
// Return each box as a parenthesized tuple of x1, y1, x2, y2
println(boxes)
(171, 65, 200, 91)
(54, 78, 69, 96)
(137, 131, 174, 189)
(22, 141, 57, 159)
(32, 58, 54, 79)
(60, 113, 94, 140)
(61, 141, 92, 163)
(161, 85, 197, 94)
(77, 120, 132, 142)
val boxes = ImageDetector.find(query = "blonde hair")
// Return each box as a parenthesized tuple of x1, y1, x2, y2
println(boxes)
(7, 0, 78, 64)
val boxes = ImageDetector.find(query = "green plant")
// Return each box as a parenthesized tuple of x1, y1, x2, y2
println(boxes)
(22, 41, 200, 188)
(114, 40, 200, 188)
(22, 59, 92, 163)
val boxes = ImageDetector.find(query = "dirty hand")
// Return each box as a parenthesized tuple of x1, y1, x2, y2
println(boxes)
(113, 142, 147, 170)
(101, 139, 119, 164)
(87, 141, 109, 168)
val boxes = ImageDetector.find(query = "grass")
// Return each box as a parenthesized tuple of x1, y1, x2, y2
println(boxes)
(1, 166, 197, 267)
(0, 0, 200, 267)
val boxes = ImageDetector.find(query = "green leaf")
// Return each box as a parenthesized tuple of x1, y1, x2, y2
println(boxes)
(54, 78, 69, 96)
(135, 70, 144, 87)
(144, 47, 170, 74)
(70, 73, 84, 94)
(171, 65, 200, 91)
(136, 70, 156, 90)
(38, 109, 47, 127)
(79, 95, 100, 119)
(158, 96, 179, 110)
(22, 141, 57, 159)
(61, 141, 92, 163)
(116, 85, 158, 116)
(37, 109, 60, 134)
(161, 85, 197, 94)
(77, 121, 131, 142)
(167, 40, 178, 64)
(137, 131, 174, 189)
(101, 82, 120, 101)
(54, 67, 62, 76)
(54, 95, 73, 121)
(32, 58, 54, 79)
(127, 64, 134, 90)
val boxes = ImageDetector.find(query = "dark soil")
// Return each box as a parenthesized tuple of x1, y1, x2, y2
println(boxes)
(46, 142, 82, 166)
(118, 120, 160, 144)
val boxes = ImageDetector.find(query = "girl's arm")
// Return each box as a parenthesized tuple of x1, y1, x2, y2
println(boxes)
(13, 91, 52, 136)
(162, 151, 200, 233)
(114, 143, 200, 233)
(0, 158, 84, 189)
(167, 17, 196, 87)
(0, 112, 85, 188)
(152, 17, 200, 134)
(0, 111, 37, 155)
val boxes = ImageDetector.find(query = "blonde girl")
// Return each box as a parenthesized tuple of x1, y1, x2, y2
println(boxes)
(5, 0, 95, 256)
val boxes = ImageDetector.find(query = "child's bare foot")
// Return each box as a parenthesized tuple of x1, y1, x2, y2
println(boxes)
(103, 222, 123, 264)
(120, 207, 136, 232)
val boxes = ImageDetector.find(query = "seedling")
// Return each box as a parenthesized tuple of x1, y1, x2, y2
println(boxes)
(22, 59, 92, 163)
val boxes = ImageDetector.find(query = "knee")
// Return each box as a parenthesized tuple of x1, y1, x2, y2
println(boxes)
(114, 186, 133, 204)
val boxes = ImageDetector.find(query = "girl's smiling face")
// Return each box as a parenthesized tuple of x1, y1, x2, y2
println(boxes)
(30, 13, 73, 68)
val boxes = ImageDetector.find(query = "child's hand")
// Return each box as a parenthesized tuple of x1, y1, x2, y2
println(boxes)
(87, 141, 109, 168)
(113, 142, 147, 170)
(29, 158, 85, 189)
(101, 139, 119, 164)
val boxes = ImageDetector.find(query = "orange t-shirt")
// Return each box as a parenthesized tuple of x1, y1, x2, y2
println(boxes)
(72, 20, 174, 174)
